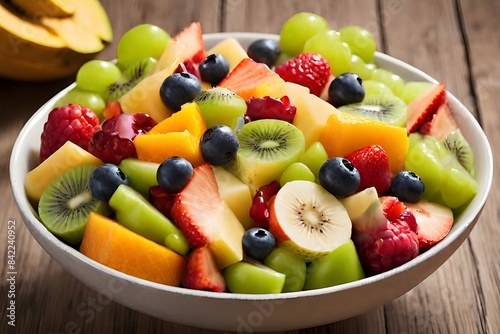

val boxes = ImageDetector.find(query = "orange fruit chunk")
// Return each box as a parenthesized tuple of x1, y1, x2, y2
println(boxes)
(80, 212, 186, 286)
(147, 102, 206, 136)
(319, 112, 408, 173)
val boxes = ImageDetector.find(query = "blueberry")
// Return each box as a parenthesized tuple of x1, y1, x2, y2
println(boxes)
(242, 228, 276, 261)
(160, 72, 202, 111)
(89, 163, 129, 202)
(389, 171, 425, 203)
(328, 73, 365, 108)
(156, 157, 194, 193)
(199, 54, 230, 86)
(247, 39, 281, 68)
(200, 125, 239, 165)
(318, 157, 360, 198)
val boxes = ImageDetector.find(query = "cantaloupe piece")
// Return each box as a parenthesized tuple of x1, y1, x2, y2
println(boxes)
(147, 102, 206, 137)
(208, 38, 249, 71)
(80, 212, 186, 286)
(25, 141, 102, 203)
(319, 112, 408, 173)
(134, 131, 204, 166)
(254, 81, 310, 98)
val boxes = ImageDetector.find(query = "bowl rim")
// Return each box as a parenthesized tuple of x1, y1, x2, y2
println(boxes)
(10, 32, 494, 302)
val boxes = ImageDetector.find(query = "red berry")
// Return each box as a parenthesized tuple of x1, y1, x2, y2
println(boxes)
(346, 145, 391, 196)
(149, 185, 177, 220)
(39, 104, 100, 161)
(275, 52, 331, 96)
(245, 96, 297, 123)
(249, 181, 281, 229)
(175, 60, 201, 80)
(88, 131, 136, 165)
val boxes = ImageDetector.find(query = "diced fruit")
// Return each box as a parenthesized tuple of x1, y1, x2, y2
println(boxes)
(318, 157, 360, 198)
(328, 72, 365, 108)
(212, 166, 253, 230)
(40, 104, 100, 162)
(303, 30, 351, 77)
(226, 119, 305, 192)
(109, 184, 189, 255)
(200, 125, 239, 166)
(219, 58, 283, 100)
(254, 81, 310, 99)
(89, 163, 129, 202)
(245, 95, 297, 124)
(194, 87, 247, 129)
(269, 180, 352, 260)
(406, 83, 447, 134)
(156, 157, 194, 193)
(304, 240, 365, 290)
(263, 247, 306, 292)
(405, 200, 454, 250)
(207, 38, 248, 71)
(319, 112, 408, 173)
(399, 81, 434, 104)
(182, 246, 226, 292)
(279, 162, 315, 186)
(171, 163, 245, 268)
(247, 39, 281, 68)
(80, 212, 186, 286)
(298, 141, 329, 180)
(147, 101, 206, 136)
(25, 141, 103, 203)
(242, 228, 276, 261)
(444, 129, 475, 176)
(249, 181, 281, 229)
(223, 261, 285, 294)
(420, 103, 458, 140)
(275, 52, 331, 97)
(172, 21, 206, 64)
(149, 185, 176, 219)
(38, 165, 109, 245)
(389, 171, 425, 203)
(345, 145, 392, 196)
(118, 158, 159, 198)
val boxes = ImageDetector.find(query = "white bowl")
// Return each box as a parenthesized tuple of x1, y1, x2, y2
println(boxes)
(10, 33, 493, 332)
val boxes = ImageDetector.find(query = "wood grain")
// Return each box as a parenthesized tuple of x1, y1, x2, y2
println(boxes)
(0, 0, 498, 333)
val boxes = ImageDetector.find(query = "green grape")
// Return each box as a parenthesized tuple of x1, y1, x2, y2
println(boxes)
(117, 24, 170, 69)
(399, 81, 434, 104)
(298, 141, 328, 180)
(303, 30, 351, 76)
(362, 80, 394, 96)
(340, 25, 376, 63)
(279, 162, 315, 187)
(279, 12, 329, 57)
(76, 60, 122, 95)
(223, 261, 286, 294)
(55, 88, 105, 118)
(348, 54, 376, 80)
(264, 247, 306, 292)
(370, 68, 405, 96)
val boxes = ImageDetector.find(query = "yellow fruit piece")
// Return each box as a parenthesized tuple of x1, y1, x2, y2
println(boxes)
(134, 131, 204, 167)
(70, 0, 113, 42)
(25, 141, 102, 203)
(10, 0, 75, 17)
(209, 202, 245, 269)
(154, 39, 185, 72)
(319, 112, 408, 173)
(254, 81, 310, 98)
(80, 212, 186, 287)
(208, 38, 248, 71)
(213, 166, 253, 230)
(148, 102, 206, 137)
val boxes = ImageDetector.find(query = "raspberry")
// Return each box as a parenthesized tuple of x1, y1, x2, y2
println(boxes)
(275, 52, 331, 96)
(88, 131, 136, 165)
(39, 104, 99, 161)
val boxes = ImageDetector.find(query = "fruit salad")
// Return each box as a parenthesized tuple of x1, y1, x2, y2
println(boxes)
(25, 12, 478, 294)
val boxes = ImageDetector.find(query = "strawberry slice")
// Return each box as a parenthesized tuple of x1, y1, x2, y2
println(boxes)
(171, 163, 224, 248)
(405, 200, 454, 250)
(406, 83, 447, 134)
(173, 22, 207, 64)
(219, 58, 283, 100)
(346, 145, 391, 196)
(182, 246, 226, 292)
(419, 103, 458, 139)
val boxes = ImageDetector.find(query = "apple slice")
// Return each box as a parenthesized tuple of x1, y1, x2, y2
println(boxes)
(268, 180, 352, 260)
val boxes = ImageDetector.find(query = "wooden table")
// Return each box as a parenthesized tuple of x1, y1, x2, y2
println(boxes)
(1, 0, 499, 333)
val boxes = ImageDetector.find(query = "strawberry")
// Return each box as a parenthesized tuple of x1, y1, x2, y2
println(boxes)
(173, 21, 206, 64)
(171, 163, 223, 248)
(406, 83, 447, 134)
(346, 145, 391, 196)
(405, 200, 454, 250)
(219, 58, 283, 100)
(274, 52, 331, 96)
(182, 246, 226, 292)
(419, 103, 458, 139)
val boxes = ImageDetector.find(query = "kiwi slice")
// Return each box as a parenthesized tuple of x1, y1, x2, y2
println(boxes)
(339, 94, 407, 127)
(104, 57, 158, 101)
(227, 119, 305, 192)
(38, 165, 109, 245)
(444, 129, 475, 176)
(194, 87, 247, 129)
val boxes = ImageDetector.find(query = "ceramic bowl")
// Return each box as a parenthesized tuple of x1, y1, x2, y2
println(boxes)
(10, 33, 493, 332)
